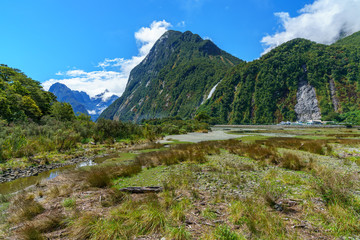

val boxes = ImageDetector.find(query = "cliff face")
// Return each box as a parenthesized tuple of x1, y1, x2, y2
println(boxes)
(99, 30, 242, 122)
(295, 79, 321, 122)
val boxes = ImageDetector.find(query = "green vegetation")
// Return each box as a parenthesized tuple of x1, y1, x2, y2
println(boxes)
(100, 30, 242, 122)
(2, 127, 360, 239)
(0, 64, 56, 122)
(200, 34, 360, 124)
(100, 30, 360, 124)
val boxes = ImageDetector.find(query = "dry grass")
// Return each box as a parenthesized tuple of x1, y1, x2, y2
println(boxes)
(256, 137, 333, 155)
(18, 224, 44, 240)
(8, 194, 45, 223)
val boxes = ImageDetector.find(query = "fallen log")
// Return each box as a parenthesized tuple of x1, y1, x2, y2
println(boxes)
(118, 186, 163, 194)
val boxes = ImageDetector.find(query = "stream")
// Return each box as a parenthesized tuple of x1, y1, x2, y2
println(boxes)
(0, 154, 118, 195)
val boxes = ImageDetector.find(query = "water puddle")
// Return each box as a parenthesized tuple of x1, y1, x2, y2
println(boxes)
(0, 154, 119, 195)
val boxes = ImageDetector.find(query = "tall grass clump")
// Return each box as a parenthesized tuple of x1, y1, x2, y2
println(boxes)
(19, 224, 44, 240)
(229, 198, 293, 239)
(69, 194, 168, 239)
(313, 166, 358, 206)
(280, 152, 307, 171)
(167, 225, 192, 240)
(8, 194, 45, 223)
(213, 225, 244, 240)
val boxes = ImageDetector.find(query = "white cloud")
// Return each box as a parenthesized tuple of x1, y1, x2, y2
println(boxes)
(261, 0, 360, 54)
(177, 21, 186, 27)
(43, 20, 172, 98)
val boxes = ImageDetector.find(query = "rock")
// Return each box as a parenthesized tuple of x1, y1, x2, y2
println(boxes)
(295, 70, 321, 122)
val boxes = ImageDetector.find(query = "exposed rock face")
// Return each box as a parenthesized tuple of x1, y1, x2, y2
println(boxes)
(295, 76, 321, 122)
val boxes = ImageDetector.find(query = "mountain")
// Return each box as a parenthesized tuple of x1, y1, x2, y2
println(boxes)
(99, 30, 242, 122)
(100, 30, 360, 124)
(49, 83, 118, 120)
(332, 31, 360, 48)
(0, 64, 56, 121)
(199, 33, 360, 124)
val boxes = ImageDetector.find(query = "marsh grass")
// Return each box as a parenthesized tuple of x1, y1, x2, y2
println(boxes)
(312, 165, 358, 205)
(9, 194, 44, 223)
(280, 152, 307, 171)
(62, 198, 76, 208)
(19, 224, 44, 240)
(213, 225, 244, 240)
(229, 198, 293, 239)
(83, 160, 142, 188)
(33, 212, 66, 233)
(256, 137, 333, 155)
(69, 194, 168, 239)
(167, 225, 192, 240)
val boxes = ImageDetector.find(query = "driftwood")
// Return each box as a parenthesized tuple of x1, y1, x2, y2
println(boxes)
(118, 186, 163, 194)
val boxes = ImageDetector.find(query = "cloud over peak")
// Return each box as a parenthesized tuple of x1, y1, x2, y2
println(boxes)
(261, 0, 360, 54)
(43, 20, 172, 98)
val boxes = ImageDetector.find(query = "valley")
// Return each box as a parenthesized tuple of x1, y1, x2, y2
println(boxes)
(1, 126, 360, 239)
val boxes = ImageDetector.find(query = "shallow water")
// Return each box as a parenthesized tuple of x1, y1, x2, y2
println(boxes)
(159, 129, 245, 143)
(0, 154, 118, 195)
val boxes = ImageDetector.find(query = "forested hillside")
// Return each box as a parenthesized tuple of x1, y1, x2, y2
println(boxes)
(199, 33, 360, 124)
(100, 30, 242, 122)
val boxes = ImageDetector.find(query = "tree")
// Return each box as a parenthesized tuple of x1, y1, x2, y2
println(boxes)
(51, 102, 75, 121)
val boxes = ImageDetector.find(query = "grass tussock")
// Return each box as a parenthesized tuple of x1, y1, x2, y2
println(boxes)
(213, 225, 244, 240)
(8, 194, 45, 223)
(101, 188, 128, 207)
(19, 224, 44, 240)
(313, 165, 358, 205)
(279, 152, 308, 171)
(230, 198, 293, 239)
(70, 194, 168, 240)
(83, 160, 142, 188)
(167, 225, 192, 240)
(62, 198, 76, 209)
(33, 212, 66, 233)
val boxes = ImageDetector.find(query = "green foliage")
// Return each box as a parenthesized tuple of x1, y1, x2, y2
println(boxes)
(62, 198, 76, 208)
(143, 116, 210, 136)
(0, 64, 56, 122)
(200, 36, 360, 124)
(51, 102, 75, 121)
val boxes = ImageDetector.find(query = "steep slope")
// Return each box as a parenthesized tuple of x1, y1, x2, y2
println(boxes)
(49, 83, 118, 120)
(100, 30, 242, 122)
(199, 37, 360, 124)
(332, 31, 360, 48)
(0, 64, 56, 121)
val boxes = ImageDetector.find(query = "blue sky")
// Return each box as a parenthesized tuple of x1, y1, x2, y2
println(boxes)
(1, 0, 360, 98)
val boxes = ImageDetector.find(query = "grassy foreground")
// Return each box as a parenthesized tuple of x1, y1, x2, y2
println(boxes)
(1, 127, 360, 239)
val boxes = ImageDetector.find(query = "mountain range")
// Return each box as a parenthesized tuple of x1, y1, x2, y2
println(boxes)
(48, 82, 118, 120)
(99, 30, 360, 124)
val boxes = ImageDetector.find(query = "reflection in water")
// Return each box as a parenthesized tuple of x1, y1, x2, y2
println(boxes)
(48, 171, 60, 180)
(0, 154, 119, 196)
